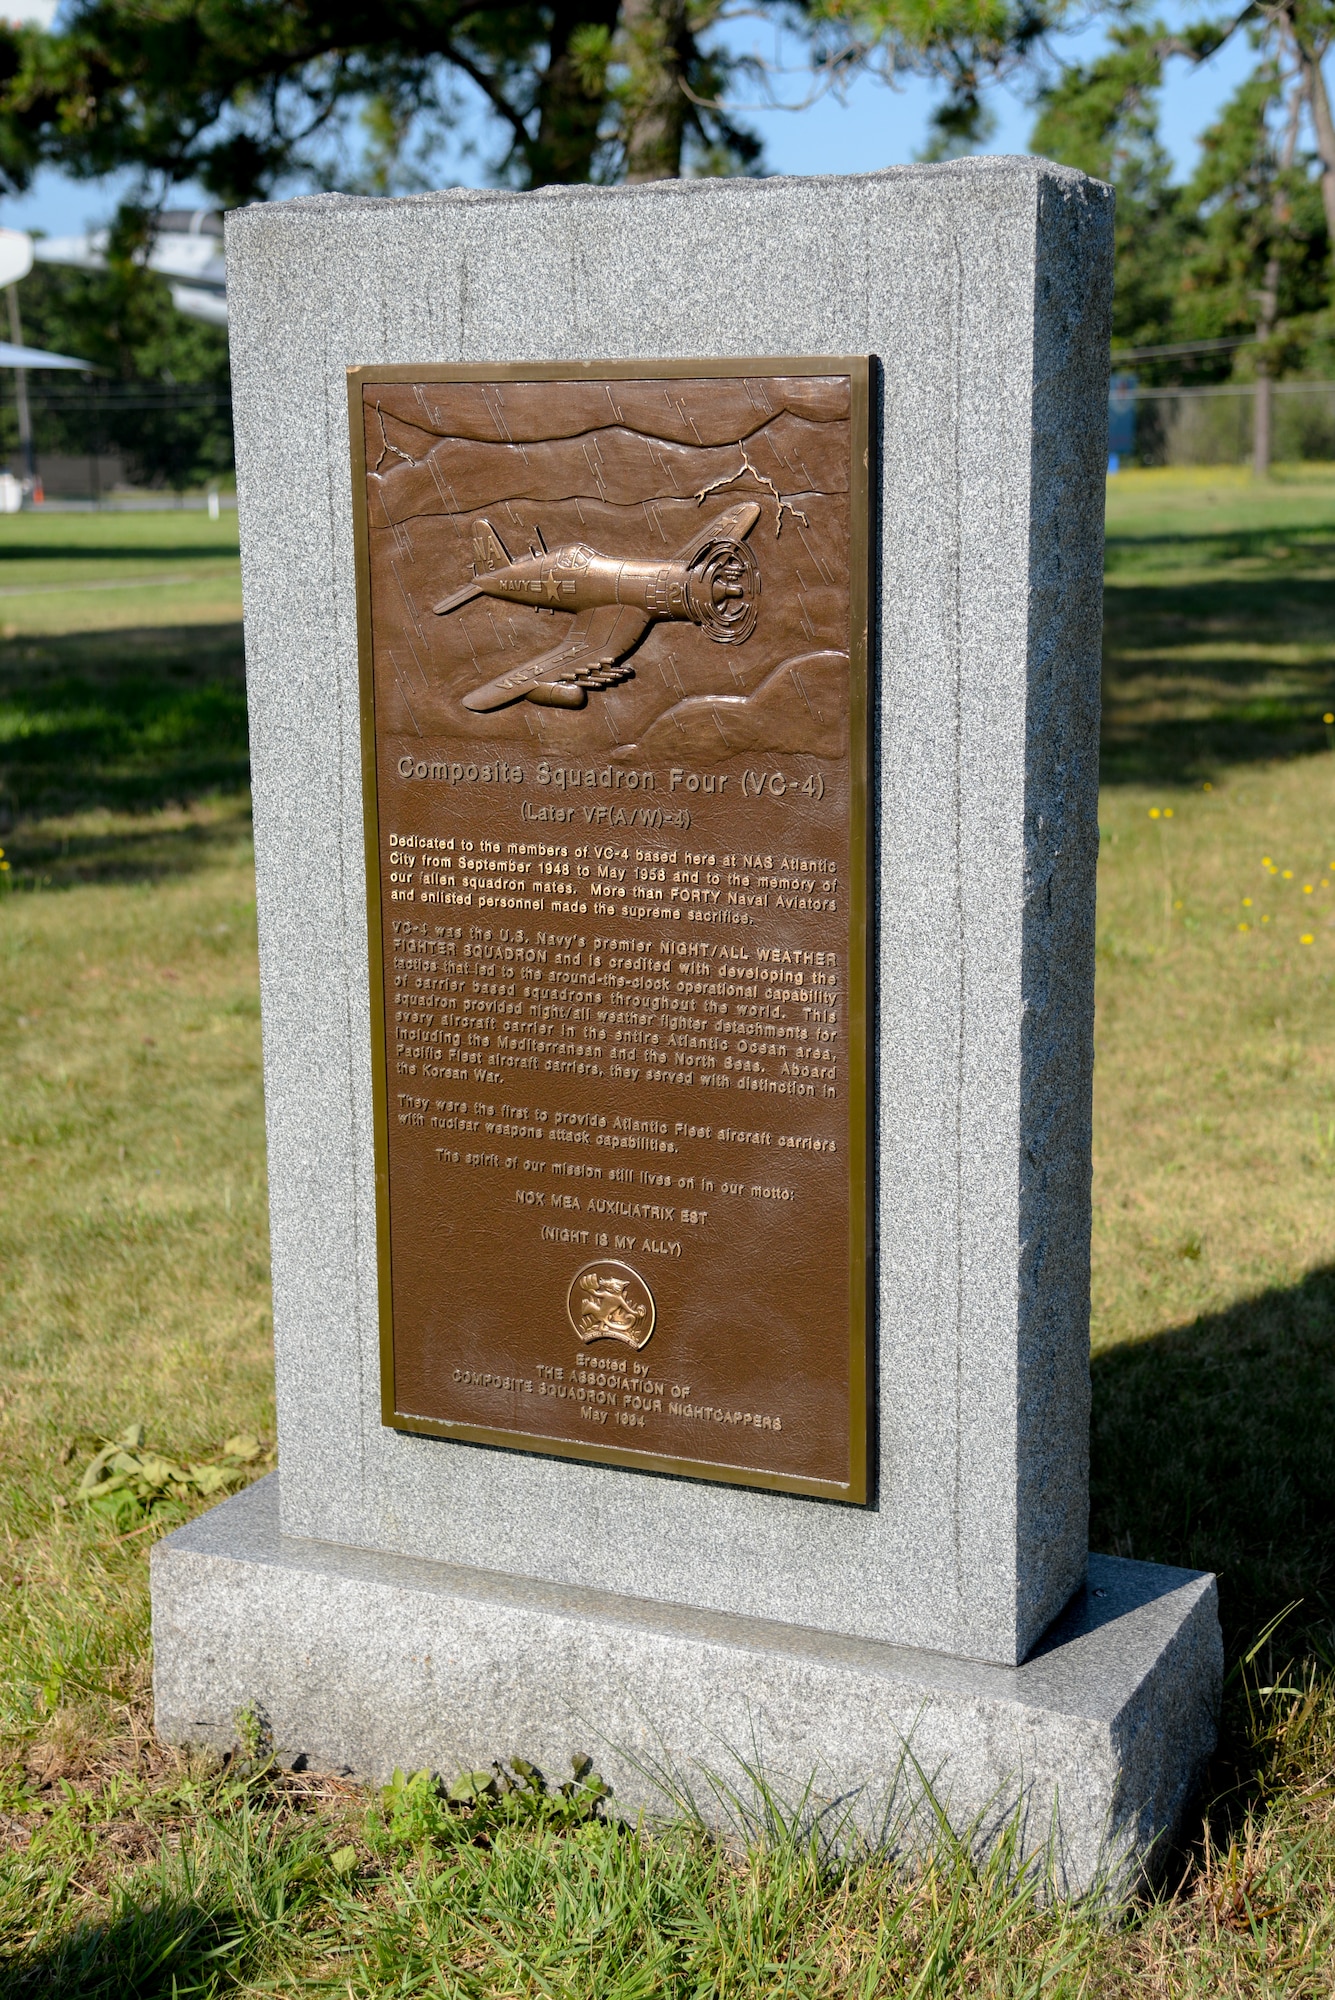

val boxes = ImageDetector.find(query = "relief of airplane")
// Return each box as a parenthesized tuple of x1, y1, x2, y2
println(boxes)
(433, 498, 762, 711)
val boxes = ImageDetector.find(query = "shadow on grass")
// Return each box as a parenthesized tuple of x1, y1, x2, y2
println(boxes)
(1105, 531, 1335, 566)
(2, 1898, 254, 2000)
(0, 621, 249, 884)
(12, 800, 254, 889)
(0, 541, 235, 567)
(1100, 713, 1335, 788)
(1091, 1264, 1335, 1656)
(1101, 577, 1335, 784)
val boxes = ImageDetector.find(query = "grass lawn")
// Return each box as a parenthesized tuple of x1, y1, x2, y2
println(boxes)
(2, 475, 1334, 1993)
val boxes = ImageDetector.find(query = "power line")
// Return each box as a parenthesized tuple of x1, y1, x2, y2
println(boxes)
(1111, 335, 1258, 363)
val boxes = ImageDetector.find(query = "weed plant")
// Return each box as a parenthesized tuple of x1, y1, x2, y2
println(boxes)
(2, 481, 1335, 1992)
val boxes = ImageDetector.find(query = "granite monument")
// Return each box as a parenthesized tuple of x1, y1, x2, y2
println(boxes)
(151, 158, 1221, 1894)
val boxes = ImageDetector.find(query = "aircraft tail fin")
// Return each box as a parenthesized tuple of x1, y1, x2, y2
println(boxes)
(473, 519, 512, 572)
(434, 518, 513, 614)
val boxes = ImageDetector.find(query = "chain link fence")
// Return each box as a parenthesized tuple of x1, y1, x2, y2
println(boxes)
(1126, 380, 1335, 466)
(1, 380, 233, 497)
(11, 377, 1335, 489)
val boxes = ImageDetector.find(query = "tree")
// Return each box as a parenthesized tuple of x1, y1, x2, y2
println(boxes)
(1030, 21, 1188, 360)
(1033, 7, 1333, 473)
(611, 0, 752, 180)
(1173, 63, 1325, 348)
(6, 235, 233, 489)
(1033, 22, 1327, 368)
(786, 0, 1070, 156)
(0, 0, 1081, 492)
(1034, 3, 1335, 288)
(1176, 57, 1329, 463)
(1273, 1, 1335, 242)
(0, 2, 766, 202)
(0, 0, 1083, 206)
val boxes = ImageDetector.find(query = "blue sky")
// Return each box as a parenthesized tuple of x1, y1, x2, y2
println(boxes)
(0, 11, 1259, 238)
(703, 9, 1257, 180)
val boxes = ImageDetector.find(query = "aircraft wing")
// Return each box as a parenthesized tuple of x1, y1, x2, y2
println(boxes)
(461, 603, 650, 712)
(672, 498, 762, 565)
(435, 577, 485, 615)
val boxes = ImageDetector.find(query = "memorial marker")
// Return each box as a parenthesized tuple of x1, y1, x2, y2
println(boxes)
(153, 163, 1223, 1893)
(353, 362, 868, 1498)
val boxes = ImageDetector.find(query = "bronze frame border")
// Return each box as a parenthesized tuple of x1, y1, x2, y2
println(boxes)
(348, 355, 871, 1505)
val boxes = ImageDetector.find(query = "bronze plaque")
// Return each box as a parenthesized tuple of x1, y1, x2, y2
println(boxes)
(349, 358, 870, 1502)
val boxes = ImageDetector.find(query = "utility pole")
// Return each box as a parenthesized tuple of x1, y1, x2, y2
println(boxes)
(6, 282, 33, 490)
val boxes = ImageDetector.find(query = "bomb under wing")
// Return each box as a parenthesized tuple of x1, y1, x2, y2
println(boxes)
(435, 499, 762, 712)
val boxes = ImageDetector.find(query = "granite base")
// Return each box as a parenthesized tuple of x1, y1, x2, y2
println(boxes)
(152, 1477, 1219, 1896)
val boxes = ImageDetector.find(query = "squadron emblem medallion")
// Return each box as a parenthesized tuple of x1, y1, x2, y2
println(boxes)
(567, 1260, 656, 1351)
